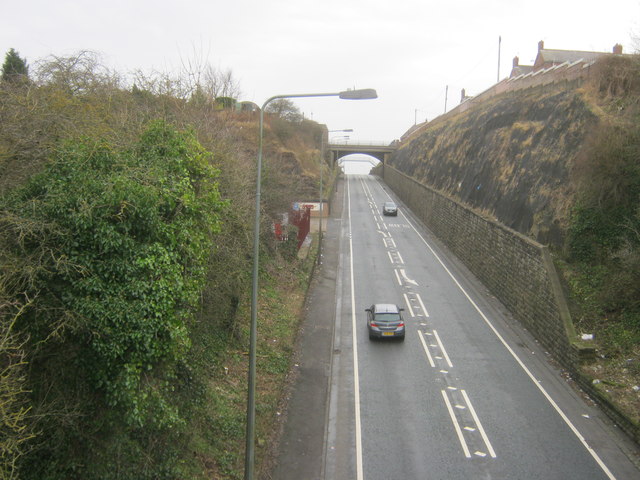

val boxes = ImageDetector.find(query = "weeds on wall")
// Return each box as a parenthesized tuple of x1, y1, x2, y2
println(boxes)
(567, 55, 640, 357)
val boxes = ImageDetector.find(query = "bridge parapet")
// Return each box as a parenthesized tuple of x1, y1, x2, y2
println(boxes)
(327, 141, 397, 163)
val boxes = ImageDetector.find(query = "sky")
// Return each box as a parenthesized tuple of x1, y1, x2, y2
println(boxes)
(2, 0, 639, 145)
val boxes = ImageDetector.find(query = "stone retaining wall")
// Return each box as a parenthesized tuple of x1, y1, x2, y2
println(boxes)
(382, 165, 591, 369)
(382, 165, 640, 443)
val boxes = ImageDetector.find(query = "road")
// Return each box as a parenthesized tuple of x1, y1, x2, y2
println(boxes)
(272, 174, 640, 480)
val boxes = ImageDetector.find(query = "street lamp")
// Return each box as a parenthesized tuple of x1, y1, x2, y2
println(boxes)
(245, 88, 377, 480)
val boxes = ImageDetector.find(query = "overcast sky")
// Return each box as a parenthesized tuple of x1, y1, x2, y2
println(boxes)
(2, 0, 639, 144)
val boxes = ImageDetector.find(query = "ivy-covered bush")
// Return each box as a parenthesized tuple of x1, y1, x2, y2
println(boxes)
(2, 120, 224, 479)
(567, 118, 640, 353)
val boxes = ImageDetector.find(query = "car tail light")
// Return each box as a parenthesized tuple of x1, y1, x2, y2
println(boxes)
(397, 322, 405, 328)
(370, 322, 378, 327)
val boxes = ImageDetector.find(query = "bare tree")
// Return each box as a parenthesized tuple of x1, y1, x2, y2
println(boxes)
(265, 98, 303, 122)
(34, 50, 120, 94)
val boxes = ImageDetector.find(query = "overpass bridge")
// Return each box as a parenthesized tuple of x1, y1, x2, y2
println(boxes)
(336, 156, 380, 167)
(327, 141, 397, 165)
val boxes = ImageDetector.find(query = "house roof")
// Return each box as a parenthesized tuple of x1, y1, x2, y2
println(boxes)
(535, 48, 607, 68)
(510, 64, 535, 77)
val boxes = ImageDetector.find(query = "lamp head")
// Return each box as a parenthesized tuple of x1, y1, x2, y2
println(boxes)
(338, 88, 378, 100)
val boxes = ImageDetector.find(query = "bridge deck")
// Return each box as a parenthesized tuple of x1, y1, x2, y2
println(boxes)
(327, 142, 397, 162)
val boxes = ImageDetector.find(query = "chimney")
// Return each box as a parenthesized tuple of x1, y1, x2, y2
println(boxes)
(538, 40, 545, 51)
(513, 56, 520, 67)
(613, 44, 623, 54)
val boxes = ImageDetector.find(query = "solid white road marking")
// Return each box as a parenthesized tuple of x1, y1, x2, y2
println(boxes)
(403, 293, 415, 317)
(396, 207, 616, 478)
(442, 390, 472, 458)
(418, 331, 435, 368)
(433, 330, 453, 368)
(415, 293, 429, 317)
(462, 389, 497, 458)
(394, 269, 402, 286)
(399, 268, 418, 285)
(347, 178, 364, 480)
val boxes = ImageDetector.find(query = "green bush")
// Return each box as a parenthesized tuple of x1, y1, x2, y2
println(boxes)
(2, 120, 224, 478)
(567, 119, 640, 354)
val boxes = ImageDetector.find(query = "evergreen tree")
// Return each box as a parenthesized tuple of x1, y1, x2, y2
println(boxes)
(2, 48, 29, 83)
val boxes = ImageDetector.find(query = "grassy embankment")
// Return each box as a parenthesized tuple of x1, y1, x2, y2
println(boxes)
(0, 51, 328, 479)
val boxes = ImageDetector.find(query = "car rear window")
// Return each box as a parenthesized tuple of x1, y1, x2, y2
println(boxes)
(375, 312, 401, 321)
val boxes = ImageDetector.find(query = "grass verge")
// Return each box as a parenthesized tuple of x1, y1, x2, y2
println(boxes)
(185, 238, 318, 479)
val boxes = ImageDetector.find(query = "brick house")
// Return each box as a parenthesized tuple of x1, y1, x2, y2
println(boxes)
(510, 40, 625, 78)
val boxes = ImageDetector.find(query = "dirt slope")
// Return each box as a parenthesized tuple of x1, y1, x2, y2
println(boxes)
(390, 84, 598, 247)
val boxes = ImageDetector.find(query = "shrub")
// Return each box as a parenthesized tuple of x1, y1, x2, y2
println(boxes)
(2, 120, 224, 478)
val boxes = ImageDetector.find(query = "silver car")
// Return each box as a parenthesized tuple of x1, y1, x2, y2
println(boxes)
(382, 201, 398, 216)
(365, 303, 405, 341)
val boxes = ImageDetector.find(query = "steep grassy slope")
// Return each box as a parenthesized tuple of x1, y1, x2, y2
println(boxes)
(0, 52, 326, 479)
(391, 85, 597, 247)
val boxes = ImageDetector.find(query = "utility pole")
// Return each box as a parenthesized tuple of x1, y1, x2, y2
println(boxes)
(497, 35, 502, 83)
(444, 85, 449, 113)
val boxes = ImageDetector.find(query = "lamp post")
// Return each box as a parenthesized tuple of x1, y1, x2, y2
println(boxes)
(318, 129, 353, 265)
(245, 88, 377, 480)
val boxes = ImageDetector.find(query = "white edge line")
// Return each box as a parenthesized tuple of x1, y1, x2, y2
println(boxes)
(441, 389, 472, 458)
(418, 330, 436, 368)
(433, 330, 453, 368)
(347, 177, 364, 480)
(461, 389, 497, 458)
(387, 251, 394, 264)
(394, 269, 402, 286)
(400, 209, 617, 480)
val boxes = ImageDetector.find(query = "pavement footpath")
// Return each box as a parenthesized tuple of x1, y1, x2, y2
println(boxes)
(268, 176, 344, 480)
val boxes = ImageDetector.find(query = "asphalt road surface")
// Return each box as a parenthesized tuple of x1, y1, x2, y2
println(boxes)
(273, 174, 640, 480)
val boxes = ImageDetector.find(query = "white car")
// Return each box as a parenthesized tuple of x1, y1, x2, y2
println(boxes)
(382, 201, 398, 216)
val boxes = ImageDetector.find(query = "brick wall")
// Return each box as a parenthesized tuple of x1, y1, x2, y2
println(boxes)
(383, 165, 591, 370)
